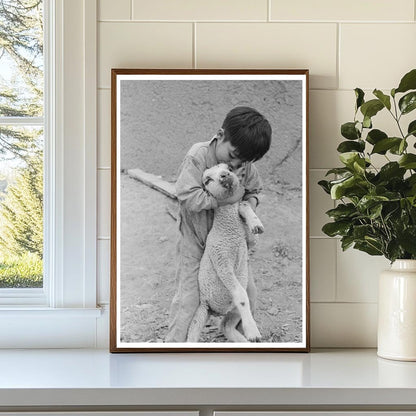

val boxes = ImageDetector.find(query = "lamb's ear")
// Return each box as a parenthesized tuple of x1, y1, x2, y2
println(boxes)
(202, 176, 213, 190)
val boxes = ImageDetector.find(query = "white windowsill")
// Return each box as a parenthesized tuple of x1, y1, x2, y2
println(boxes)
(0, 349, 415, 410)
(0, 307, 102, 316)
(0, 307, 105, 349)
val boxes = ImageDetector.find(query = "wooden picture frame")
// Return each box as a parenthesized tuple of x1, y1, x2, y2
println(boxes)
(110, 69, 310, 352)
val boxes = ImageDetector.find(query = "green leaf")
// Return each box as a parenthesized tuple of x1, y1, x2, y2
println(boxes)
(395, 69, 416, 94)
(353, 158, 366, 174)
(352, 225, 374, 240)
(337, 140, 365, 153)
(318, 180, 331, 194)
(322, 221, 351, 237)
(360, 99, 384, 119)
(341, 122, 361, 140)
(339, 152, 360, 167)
(407, 120, 416, 137)
(357, 195, 389, 211)
(373, 89, 391, 110)
(377, 162, 406, 182)
(406, 175, 416, 197)
(325, 167, 351, 176)
(399, 139, 407, 154)
(338, 153, 370, 178)
(363, 116, 372, 129)
(399, 154, 416, 169)
(326, 203, 357, 220)
(330, 176, 357, 199)
(399, 92, 416, 115)
(366, 129, 387, 145)
(355, 88, 365, 110)
(371, 137, 402, 155)
(369, 203, 383, 220)
(354, 241, 383, 256)
(406, 174, 416, 188)
(341, 235, 355, 251)
(398, 227, 416, 255)
(386, 240, 403, 263)
(389, 139, 407, 155)
(407, 195, 416, 207)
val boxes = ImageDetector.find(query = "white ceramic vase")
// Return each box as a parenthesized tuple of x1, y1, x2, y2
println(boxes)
(378, 259, 416, 361)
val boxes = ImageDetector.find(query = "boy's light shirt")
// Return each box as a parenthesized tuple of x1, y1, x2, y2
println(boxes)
(175, 136, 262, 256)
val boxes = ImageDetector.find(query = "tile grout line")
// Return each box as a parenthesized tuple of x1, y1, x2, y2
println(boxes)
(336, 22, 340, 90)
(268, 0, 271, 22)
(193, 22, 197, 69)
(97, 19, 415, 24)
(130, 0, 133, 20)
(311, 301, 378, 305)
(333, 230, 339, 303)
(96, 87, 376, 92)
(309, 236, 340, 239)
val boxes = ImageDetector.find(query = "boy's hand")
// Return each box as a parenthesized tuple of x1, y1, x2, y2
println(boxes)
(218, 185, 245, 206)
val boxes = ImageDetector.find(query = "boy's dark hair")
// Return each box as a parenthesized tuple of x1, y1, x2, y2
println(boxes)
(222, 106, 272, 162)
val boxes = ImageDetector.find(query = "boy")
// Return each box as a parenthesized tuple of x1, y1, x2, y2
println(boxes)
(165, 106, 272, 342)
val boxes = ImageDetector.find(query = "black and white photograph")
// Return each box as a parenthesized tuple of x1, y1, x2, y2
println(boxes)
(110, 69, 309, 352)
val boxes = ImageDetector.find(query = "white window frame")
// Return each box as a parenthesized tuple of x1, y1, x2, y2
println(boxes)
(0, 0, 101, 348)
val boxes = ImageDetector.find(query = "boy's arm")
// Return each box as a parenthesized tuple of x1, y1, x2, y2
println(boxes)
(175, 156, 218, 212)
(242, 163, 262, 211)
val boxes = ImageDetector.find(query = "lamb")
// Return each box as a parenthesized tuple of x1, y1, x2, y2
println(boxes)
(186, 163, 263, 342)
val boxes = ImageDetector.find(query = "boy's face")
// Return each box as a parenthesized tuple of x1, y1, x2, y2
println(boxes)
(215, 134, 243, 170)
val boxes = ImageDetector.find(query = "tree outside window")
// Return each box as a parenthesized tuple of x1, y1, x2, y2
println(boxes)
(0, 0, 44, 288)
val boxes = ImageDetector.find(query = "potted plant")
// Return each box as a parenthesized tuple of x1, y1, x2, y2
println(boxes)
(319, 68, 416, 361)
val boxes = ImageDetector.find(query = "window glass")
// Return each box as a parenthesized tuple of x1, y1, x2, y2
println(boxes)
(0, 0, 44, 289)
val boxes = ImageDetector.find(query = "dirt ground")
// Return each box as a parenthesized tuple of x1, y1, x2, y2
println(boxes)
(119, 173, 303, 344)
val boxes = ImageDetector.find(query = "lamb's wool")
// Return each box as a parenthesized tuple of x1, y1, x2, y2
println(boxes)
(186, 164, 261, 342)
(198, 203, 249, 316)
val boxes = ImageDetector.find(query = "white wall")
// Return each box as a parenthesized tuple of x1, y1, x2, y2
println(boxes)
(96, 0, 416, 348)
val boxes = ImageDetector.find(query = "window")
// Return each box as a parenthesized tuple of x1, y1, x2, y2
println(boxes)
(0, 0, 101, 348)
(0, 0, 45, 294)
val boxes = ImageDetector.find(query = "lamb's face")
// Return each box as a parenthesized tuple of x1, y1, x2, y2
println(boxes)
(202, 163, 240, 201)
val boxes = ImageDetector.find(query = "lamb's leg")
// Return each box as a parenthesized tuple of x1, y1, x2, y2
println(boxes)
(236, 266, 257, 334)
(186, 304, 209, 342)
(222, 308, 248, 342)
(209, 251, 261, 342)
(239, 201, 264, 234)
(231, 284, 261, 342)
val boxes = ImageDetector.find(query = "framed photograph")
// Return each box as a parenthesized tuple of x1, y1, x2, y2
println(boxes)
(110, 69, 310, 352)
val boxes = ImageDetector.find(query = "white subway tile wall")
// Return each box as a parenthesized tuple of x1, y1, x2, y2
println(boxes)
(311, 303, 378, 347)
(98, 90, 111, 168)
(310, 239, 337, 302)
(336, 246, 389, 303)
(97, 239, 110, 305)
(97, 0, 416, 347)
(270, 0, 414, 22)
(99, 0, 131, 21)
(98, 22, 193, 88)
(196, 23, 338, 89)
(132, 0, 269, 21)
(98, 169, 111, 239)
(339, 24, 416, 90)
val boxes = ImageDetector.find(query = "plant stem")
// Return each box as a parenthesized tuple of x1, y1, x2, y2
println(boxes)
(390, 97, 407, 139)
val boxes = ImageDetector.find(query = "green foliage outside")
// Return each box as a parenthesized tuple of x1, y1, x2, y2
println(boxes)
(0, 154, 43, 258)
(0, 0, 44, 288)
(0, 252, 42, 288)
(319, 69, 416, 263)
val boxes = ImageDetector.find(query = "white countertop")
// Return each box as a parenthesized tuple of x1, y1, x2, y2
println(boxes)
(0, 349, 416, 407)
